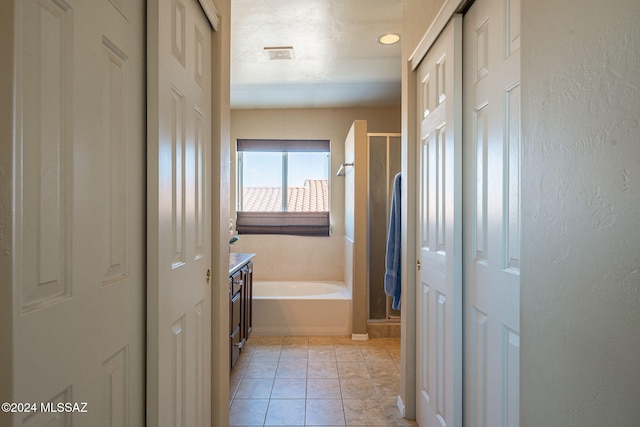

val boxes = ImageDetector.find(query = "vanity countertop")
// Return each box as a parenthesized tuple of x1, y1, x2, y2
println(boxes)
(229, 253, 255, 275)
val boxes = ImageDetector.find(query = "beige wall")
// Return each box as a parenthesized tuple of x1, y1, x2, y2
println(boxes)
(230, 107, 400, 281)
(343, 122, 357, 295)
(521, 0, 640, 425)
(344, 123, 356, 241)
(210, 0, 232, 425)
(402, 0, 447, 61)
(343, 120, 369, 336)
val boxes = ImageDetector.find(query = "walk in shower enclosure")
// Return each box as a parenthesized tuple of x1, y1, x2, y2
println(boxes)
(344, 121, 401, 337)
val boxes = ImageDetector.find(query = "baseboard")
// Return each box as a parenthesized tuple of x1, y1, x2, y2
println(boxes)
(367, 321, 401, 338)
(396, 394, 406, 417)
(351, 333, 369, 342)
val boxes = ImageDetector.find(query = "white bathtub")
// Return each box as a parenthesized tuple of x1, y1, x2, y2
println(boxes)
(252, 281, 352, 336)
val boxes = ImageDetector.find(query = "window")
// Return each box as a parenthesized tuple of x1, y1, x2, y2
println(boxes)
(236, 139, 330, 236)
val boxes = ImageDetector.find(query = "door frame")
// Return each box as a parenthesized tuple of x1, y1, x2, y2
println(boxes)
(400, 0, 470, 419)
(0, 2, 15, 425)
(205, 0, 233, 425)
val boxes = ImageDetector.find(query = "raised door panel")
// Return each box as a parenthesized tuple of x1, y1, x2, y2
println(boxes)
(13, 0, 146, 426)
(19, 0, 73, 313)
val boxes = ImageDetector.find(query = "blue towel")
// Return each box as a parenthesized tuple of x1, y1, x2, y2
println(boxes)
(384, 173, 402, 310)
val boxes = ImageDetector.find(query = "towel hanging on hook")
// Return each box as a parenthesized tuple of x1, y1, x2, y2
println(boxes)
(385, 172, 402, 310)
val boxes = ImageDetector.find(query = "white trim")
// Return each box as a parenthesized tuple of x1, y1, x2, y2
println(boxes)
(198, 0, 220, 31)
(396, 395, 406, 417)
(408, 0, 466, 70)
(351, 333, 369, 342)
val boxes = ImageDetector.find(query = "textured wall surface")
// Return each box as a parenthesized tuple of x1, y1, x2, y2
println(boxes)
(521, 0, 640, 425)
(402, 0, 447, 62)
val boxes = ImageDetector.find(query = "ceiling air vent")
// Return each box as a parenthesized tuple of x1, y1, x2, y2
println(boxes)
(264, 46, 295, 60)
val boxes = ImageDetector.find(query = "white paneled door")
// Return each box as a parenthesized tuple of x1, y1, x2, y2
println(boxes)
(12, 0, 146, 425)
(416, 15, 463, 427)
(463, 0, 521, 425)
(147, 1, 213, 426)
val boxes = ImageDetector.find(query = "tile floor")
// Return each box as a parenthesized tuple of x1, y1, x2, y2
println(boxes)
(229, 336, 418, 426)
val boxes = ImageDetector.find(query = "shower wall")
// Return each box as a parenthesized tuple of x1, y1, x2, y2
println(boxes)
(343, 120, 368, 336)
(368, 134, 401, 320)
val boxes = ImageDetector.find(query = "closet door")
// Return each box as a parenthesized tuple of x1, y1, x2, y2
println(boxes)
(147, 0, 213, 425)
(11, 0, 146, 425)
(462, 0, 521, 425)
(415, 14, 463, 427)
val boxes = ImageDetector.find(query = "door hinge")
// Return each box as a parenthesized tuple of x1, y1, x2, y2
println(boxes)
(206, 269, 211, 284)
(417, 259, 421, 271)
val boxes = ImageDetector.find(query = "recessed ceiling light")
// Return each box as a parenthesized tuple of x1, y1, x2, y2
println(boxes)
(377, 33, 401, 45)
(264, 46, 295, 60)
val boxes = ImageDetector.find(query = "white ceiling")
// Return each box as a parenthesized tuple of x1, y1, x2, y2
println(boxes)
(230, 0, 403, 109)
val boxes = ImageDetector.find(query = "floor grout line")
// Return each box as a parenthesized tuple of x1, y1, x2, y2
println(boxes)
(229, 336, 415, 426)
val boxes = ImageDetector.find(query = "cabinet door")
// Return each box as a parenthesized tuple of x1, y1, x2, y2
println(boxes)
(242, 262, 253, 342)
(230, 286, 241, 369)
(229, 277, 233, 334)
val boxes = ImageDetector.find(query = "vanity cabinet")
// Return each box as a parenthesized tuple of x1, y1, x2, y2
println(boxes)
(229, 271, 242, 368)
(241, 261, 253, 343)
(229, 253, 254, 369)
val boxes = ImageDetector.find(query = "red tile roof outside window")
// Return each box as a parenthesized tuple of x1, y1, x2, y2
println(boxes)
(241, 179, 328, 212)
